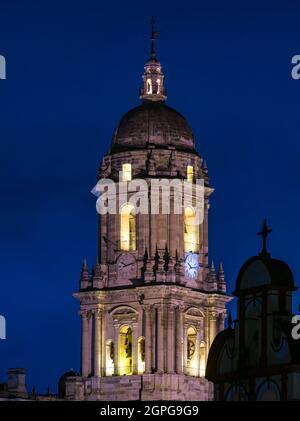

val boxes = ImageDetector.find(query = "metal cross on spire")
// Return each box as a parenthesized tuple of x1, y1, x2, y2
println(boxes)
(150, 16, 159, 60)
(257, 218, 272, 257)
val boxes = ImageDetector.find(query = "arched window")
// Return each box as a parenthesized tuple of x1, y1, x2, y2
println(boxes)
(147, 78, 152, 94)
(138, 337, 145, 374)
(186, 326, 197, 376)
(122, 163, 132, 181)
(256, 380, 281, 401)
(199, 341, 206, 377)
(187, 165, 193, 182)
(105, 340, 114, 376)
(225, 384, 248, 401)
(120, 204, 136, 251)
(156, 78, 161, 94)
(184, 206, 199, 253)
(119, 325, 132, 375)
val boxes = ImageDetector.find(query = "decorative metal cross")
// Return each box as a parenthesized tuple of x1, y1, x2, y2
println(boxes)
(257, 218, 272, 256)
(150, 16, 159, 60)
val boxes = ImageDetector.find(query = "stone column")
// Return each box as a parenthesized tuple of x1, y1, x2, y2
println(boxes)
(199, 316, 206, 376)
(204, 308, 209, 346)
(183, 323, 188, 375)
(167, 305, 175, 373)
(157, 305, 164, 373)
(169, 195, 178, 258)
(176, 306, 183, 374)
(151, 307, 156, 371)
(81, 310, 90, 377)
(88, 313, 93, 375)
(93, 309, 102, 377)
(100, 214, 107, 265)
(113, 322, 120, 375)
(209, 311, 217, 346)
(100, 309, 105, 376)
(203, 198, 209, 277)
(178, 212, 184, 260)
(132, 322, 138, 374)
(150, 212, 157, 259)
(195, 325, 201, 377)
(145, 306, 152, 374)
(199, 316, 204, 342)
(218, 312, 226, 333)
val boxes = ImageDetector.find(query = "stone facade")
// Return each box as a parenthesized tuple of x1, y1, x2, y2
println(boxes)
(64, 34, 231, 401)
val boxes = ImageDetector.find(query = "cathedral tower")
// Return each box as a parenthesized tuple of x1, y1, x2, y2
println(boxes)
(64, 25, 230, 401)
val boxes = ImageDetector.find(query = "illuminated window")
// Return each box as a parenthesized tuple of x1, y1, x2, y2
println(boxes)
(147, 78, 152, 94)
(187, 165, 193, 182)
(156, 78, 161, 94)
(186, 327, 197, 376)
(122, 163, 132, 181)
(119, 325, 132, 375)
(184, 206, 199, 253)
(105, 340, 114, 376)
(138, 337, 145, 374)
(120, 204, 136, 251)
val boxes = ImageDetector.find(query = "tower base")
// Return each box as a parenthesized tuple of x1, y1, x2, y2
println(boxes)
(65, 373, 213, 401)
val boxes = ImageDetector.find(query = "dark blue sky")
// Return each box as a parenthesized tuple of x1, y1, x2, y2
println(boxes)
(1, 0, 300, 393)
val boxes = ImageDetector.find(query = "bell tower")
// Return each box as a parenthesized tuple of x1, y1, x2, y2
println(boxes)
(64, 24, 231, 401)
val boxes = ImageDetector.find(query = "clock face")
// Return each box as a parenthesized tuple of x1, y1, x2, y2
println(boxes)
(117, 253, 136, 280)
(185, 253, 199, 279)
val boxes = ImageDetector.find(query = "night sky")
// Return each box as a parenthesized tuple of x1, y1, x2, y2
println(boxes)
(1, 0, 300, 393)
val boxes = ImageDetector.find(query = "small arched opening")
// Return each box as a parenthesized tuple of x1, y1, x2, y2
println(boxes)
(120, 204, 136, 251)
(186, 326, 197, 376)
(119, 325, 133, 375)
(184, 206, 199, 253)
(105, 340, 114, 376)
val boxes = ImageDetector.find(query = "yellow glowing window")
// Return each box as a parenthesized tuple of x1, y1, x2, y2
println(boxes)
(187, 166, 193, 182)
(122, 163, 132, 181)
(186, 326, 197, 376)
(147, 78, 152, 94)
(105, 340, 114, 376)
(119, 325, 133, 375)
(184, 206, 199, 253)
(156, 78, 161, 94)
(138, 337, 145, 374)
(120, 203, 136, 251)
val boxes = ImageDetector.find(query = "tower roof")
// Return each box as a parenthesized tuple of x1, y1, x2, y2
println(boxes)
(109, 20, 197, 152)
(111, 101, 196, 151)
(233, 221, 295, 295)
(233, 255, 295, 295)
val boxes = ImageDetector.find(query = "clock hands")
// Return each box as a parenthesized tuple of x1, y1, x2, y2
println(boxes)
(187, 260, 198, 270)
(120, 261, 134, 268)
(123, 262, 134, 268)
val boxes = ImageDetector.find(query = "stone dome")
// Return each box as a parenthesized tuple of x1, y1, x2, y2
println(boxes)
(111, 101, 196, 152)
(234, 255, 295, 295)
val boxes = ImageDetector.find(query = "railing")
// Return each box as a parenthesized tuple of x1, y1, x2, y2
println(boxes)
(95, 365, 205, 378)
